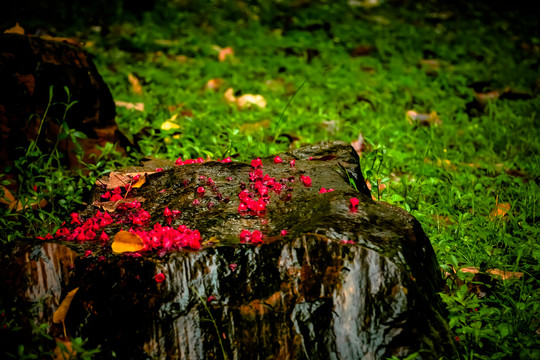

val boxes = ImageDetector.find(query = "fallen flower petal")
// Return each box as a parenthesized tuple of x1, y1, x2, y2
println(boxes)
(350, 197, 359, 207)
(155, 273, 166, 283)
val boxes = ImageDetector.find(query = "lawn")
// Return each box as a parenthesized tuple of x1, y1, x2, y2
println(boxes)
(1, 0, 539, 359)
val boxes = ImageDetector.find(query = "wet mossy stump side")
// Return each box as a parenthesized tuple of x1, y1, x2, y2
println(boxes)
(0, 141, 458, 359)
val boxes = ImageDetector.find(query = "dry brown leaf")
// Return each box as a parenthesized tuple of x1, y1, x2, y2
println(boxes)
(128, 73, 143, 95)
(115, 100, 145, 112)
(218, 47, 234, 62)
(92, 196, 146, 212)
(111, 230, 145, 254)
(39, 34, 81, 46)
(4, 22, 25, 35)
(487, 269, 523, 280)
(0, 185, 16, 206)
(53, 288, 79, 338)
(97, 172, 155, 190)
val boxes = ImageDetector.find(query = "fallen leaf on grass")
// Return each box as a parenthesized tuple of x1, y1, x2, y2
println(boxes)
(53, 338, 75, 360)
(4, 22, 25, 35)
(1, 186, 48, 211)
(161, 119, 181, 131)
(128, 73, 143, 95)
(92, 196, 146, 212)
(224, 88, 266, 109)
(218, 46, 234, 62)
(115, 100, 145, 112)
(350, 133, 366, 156)
(460, 267, 523, 281)
(490, 201, 511, 219)
(111, 230, 145, 253)
(204, 78, 225, 91)
(53, 288, 79, 338)
(0, 186, 16, 206)
(406, 110, 441, 126)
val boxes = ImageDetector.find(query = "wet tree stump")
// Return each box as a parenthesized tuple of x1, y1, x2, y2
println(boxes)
(0, 141, 458, 359)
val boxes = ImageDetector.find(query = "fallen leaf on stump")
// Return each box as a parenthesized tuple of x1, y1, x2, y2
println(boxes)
(111, 230, 145, 253)
(97, 172, 155, 190)
(53, 288, 79, 338)
(92, 196, 146, 212)
(4, 22, 25, 35)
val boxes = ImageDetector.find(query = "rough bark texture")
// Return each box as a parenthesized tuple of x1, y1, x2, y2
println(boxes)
(0, 141, 457, 359)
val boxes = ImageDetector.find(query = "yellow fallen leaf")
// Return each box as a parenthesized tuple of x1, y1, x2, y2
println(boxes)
(131, 174, 146, 188)
(4, 22, 25, 35)
(161, 114, 181, 131)
(53, 288, 79, 338)
(111, 230, 145, 253)
(128, 73, 143, 95)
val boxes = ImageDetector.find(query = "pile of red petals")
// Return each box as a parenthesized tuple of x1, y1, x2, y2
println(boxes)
(239, 229, 263, 244)
(131, 223, 201, 251)
(55, 210, 113, 242)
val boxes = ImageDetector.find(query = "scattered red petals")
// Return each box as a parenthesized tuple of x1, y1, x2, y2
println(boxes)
(350, 197, 359, 207)
(280, 230, 288, 236)
(197, 186, 205, 194)
(274, 156, 282, 164)
(84, 250, 93, 258)
(290, 159, 295, 167)
(155, 273, 166, 283)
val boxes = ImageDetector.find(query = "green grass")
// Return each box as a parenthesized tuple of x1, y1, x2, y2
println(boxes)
(1, 1, 539, 358)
